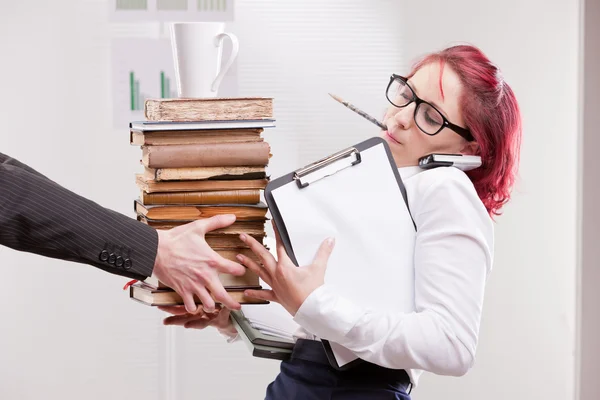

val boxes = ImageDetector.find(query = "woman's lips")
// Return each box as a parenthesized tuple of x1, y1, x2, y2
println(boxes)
(385, 130, 402, 145)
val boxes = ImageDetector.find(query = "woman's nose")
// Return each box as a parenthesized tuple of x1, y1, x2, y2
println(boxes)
(392, 103, 416, 130)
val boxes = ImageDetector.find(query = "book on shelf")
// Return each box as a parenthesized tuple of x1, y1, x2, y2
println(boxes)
(130, 119, 275, 132)
(140, 189, 261, 205)
(143, 166, 267, 181)
(136, 174, 269, 193)
(141, 142, 271, 169)
(130, 128, 264, 146)
(134, 200, 268, 221)
(144, 97, 273, 122)
(129, 283, 268, 306)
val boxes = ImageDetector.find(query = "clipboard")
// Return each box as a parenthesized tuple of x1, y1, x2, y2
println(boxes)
(264, 136, 417, 370)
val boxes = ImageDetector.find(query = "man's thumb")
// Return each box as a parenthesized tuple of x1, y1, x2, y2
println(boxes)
(198, 214, 236, 233)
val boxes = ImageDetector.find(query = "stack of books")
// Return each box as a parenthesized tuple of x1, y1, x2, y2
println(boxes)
(127, 97, 276, 307)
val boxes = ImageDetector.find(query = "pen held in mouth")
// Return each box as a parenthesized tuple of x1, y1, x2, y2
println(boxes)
(328, 93, 388, 131)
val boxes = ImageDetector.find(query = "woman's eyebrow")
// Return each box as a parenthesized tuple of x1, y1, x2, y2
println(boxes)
(407, 79, 449, 118)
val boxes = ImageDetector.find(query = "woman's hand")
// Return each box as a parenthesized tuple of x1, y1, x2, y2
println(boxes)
(237, 223, 335, 316)
(158, 305, 238, 339)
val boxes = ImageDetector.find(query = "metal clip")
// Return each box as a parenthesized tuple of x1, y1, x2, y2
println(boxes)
(293, 147, 361, 188)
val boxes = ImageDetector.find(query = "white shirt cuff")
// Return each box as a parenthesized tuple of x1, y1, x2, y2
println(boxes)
(293, 284, 364, 343)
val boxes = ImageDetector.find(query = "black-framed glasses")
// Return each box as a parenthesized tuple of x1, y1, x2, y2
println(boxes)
(386, 74, 474, 141)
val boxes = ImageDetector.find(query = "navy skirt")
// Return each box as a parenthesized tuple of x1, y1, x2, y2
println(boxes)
(265, 339, 412, 400)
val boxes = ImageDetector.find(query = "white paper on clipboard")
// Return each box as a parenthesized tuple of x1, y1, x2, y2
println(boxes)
(269, 138, 416, 369)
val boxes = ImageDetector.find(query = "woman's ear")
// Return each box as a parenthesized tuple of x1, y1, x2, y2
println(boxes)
(461, 141, 480, 156)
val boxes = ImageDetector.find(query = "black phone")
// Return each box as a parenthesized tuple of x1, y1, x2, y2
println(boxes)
(418, 153, 482, 171)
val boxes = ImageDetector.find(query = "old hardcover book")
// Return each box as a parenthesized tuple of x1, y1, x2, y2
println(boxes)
(141, 142, 271, 169)
(137, 216, 266, 235)
(129, 283, 268, 306)
(143, 166, 266, 181)
(143, 268, 261, 290)
(140, 189, 261, 205)
(136, 174, 269, 193)
(130, 128, 263, 146)
(205, 233, 265, 248)
(144, 97, 273, 122)
(130, 119, 275, 132)
(134, 200, 268, 220)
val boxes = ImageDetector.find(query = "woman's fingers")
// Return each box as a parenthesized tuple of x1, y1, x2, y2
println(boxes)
(239, 233, 276, 276)
(313, 237, 336, 268)
(236, 253, 271, 284)
(244, 289, 276, 303)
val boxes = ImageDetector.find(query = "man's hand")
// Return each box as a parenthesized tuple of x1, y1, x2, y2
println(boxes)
(158, 305, 238, 340)
(152, 214, 246, 313)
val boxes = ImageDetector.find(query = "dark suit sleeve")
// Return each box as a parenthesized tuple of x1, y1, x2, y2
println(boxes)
(0, 152, 157, 280)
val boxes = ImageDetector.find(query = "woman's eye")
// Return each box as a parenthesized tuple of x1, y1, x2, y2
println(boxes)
(425, 112, 442, 125)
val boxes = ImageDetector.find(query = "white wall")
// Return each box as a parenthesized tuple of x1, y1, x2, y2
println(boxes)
(579, 0, 600, 398)
(398, 1, 581, 400)
(0, 1, 163, 399)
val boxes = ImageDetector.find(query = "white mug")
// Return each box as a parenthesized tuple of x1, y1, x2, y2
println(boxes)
(170, 22, 239, 98)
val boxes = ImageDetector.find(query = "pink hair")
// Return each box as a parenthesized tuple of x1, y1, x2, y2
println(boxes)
(408, 45, 522, 217)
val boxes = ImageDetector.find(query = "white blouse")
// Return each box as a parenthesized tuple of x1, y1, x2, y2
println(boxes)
(292, 165, 494, 387)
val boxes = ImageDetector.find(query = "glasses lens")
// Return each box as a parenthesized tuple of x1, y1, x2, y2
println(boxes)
(387, 78, 413, 107)
(415, 103, 444, 135)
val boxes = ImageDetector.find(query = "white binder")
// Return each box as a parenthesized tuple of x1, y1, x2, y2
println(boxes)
(265, 136, 416, 370)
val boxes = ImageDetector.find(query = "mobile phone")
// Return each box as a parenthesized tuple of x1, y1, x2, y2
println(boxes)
(418, 153, 482, 171)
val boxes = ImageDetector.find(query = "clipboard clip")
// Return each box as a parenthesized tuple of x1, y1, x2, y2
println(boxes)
(293, 147, 362, 188)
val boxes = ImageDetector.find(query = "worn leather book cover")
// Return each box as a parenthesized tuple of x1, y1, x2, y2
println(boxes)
(140, 189, 260, 205)
(134, 199, 268, 220)
(142, 141, 271, 168)
(130, 128, 263, 146)
(136, 174, 269, 193)
(143, 166, 266, 181)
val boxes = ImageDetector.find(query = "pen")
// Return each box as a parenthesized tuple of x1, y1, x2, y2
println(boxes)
(328, 93, 388, 131)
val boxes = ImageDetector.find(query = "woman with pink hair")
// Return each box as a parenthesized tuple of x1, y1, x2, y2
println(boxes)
(238, 44, 522, 399)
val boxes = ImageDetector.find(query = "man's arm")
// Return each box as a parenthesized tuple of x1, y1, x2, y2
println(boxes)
(0, 152, 157, 279)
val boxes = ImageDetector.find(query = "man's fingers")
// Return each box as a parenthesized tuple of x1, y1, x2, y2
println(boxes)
(211, 253, 246, 276)
(313, 237, 336, 267)
(197, 214, 236, 234)
(182, 291, 198, 314)
(240, 234, 276, 275)
(193, 285, 216, 312)
(206, 277, 241, 311)
(244, 289, 276, 303)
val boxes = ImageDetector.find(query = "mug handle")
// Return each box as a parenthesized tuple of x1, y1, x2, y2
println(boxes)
(211, 32, 239, 93)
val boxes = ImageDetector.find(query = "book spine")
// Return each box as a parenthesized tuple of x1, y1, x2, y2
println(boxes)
(142, 190, 260, 205)
(143, 142, 271, 168)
